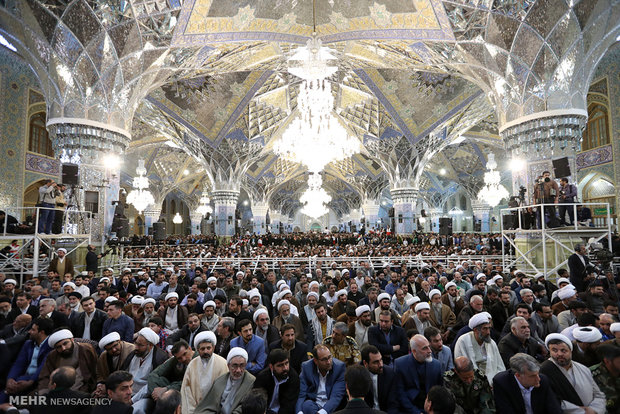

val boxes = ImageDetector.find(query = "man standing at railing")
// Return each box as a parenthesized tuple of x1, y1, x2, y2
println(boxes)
(532, 171, 560, 228)
(37, 179, 57, 234)
(52, 183, 67, 234)
(558, 178, 577, 226)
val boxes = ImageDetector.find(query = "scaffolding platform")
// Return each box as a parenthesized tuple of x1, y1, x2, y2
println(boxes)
(501, 202, 612, 278)
(1, 206, 93, 284)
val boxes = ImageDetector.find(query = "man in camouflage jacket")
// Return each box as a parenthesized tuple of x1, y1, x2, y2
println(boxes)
(444, 356, 495, 414)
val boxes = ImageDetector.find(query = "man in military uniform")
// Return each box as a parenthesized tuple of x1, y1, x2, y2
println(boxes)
(590, 344, 620, 413)
(444, 356, 495, 414)
(323, 321, 361, 367)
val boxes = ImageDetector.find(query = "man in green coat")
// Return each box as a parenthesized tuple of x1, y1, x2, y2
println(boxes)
(444, 356, 495, 414)
(148, 340, 197, 401)
(590, 344, 620, 413)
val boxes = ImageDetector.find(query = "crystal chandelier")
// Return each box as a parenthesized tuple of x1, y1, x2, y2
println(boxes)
(477, 153, 509, 208)
(126, 159, 155, 214)
(196, 190, 213, 217)
(300, 173, 331, 219)
(173, 212, 183, 224)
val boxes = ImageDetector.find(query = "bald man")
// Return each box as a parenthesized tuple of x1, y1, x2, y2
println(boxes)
(444, 356, 495, 414)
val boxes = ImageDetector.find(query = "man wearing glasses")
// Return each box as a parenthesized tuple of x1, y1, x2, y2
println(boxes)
(296, 344, 346, 414)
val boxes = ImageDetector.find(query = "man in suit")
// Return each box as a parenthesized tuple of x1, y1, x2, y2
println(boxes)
(38, 298, 69, 330)
(92, 370, 134, 414)
(368, 310, 408, 366)
(334, 364, 385, 414)
(70, 296, 107, 341)
(7, 292, 39, 322)
(252, 348, 300, 414)
(165, 312, 205, 349)
(493, 353, 562, 414)
(394, 334, 443, 414)
(296, 344, 346, 414)
(269, 323, 309, 374)
(194, 347, 256, 414)
(34, 366, 91, 414)
(361, 345, 398, 414)
(568, 244, 592, 292)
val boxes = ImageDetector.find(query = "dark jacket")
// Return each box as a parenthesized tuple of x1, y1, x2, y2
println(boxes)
(7, 338, 52, 383)
(33, 388, 92, 414)
(335, 399, 386, 414)
(269, 339, 309, 374)
(7, 304, 39, 322)
(498, 333, 543, 367)
(48, 310, 70, 330)
(70, 308, 108, 342)
(364, 364, 398, 414)
(367, 325, 408, 365)
(568, 253, 590, 292)
(493, 369, 562, 414)
(165, 324, 206, 347)
(253, 366, 300, 414)
(394, 354, 443, 414)
(157, 305, 188, 331)
(91, 399, 133, 414)
(121, 345, 169, 372)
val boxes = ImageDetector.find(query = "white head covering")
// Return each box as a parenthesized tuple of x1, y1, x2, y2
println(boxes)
(99, 332, 121, 349)
(355, 305, 370, 317)
(227, 347, 249, 363)
(194, 331, 217, 349)
(236, 271, 244, 277)
(342, 269, 349, 274)
(57, 248, 67, 254)
(307, 292, 319, 301)
(428, 289, 441, 299)
(573, 327, 603, 343)
(336, 289, 348, 298)
(242, 299, 249, 307)
(277, 299, 291, 311)
(138, 327, 160, 345)
(165, 292, 179, 301)
(279, 289, 292, 298)
(142, 298, 156, 307)
(48, 329, 73, 347)
(63, 282, 76, 290)
(248, 289, 261, 300)
(80, 271, 88, 276)
(105, 296, 117, 303)
(468, 312, 491, 329)
(534, 272, 545, 279)
(207, 277, 217, 284)
(309, 281, 319, 289)
(557, 277, 570, 286)
(253, 308, 269, 322)
(276, 280, 287, 289)
(378, 293, 390, 302)
(203, 300, 216, 310)
(611, 323, 620, 333)
(131, 296, 145, 305)
(545, 333, 573, 351)
(557, 287, 576, 300)
(444, 282, 456, 290)
(407, 296, 421, 307)
(415, 302, 430, 312)
(100, 277, 110, 283)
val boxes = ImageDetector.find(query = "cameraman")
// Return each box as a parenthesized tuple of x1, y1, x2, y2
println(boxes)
(37, 179, 57, 234)
(532, 170, 559, 228)
(52, 183, 67, 234)
(558, 178, 577, 226)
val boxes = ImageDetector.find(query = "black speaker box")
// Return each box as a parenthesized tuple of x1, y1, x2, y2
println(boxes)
(153, 222, 166, 241)
(439, 217, 453, 235)
(61, 164, 79, 185)
(552, 157, 571, 178)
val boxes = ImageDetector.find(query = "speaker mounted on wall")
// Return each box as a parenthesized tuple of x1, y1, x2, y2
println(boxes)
(552, 157, 571, 178)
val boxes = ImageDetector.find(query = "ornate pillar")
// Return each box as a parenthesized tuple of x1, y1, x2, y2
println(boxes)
(349, 209, 361, 232)
(501, 111, 586, 203)
(390, 188, 418, 235)
(362, 201, 380, 231)
(251, 202, 269, 235)
(270, 212, 281, 234)
(212, 190, 239, 237)
(472, 201, 491, 233)
(143, 206, 162, 235)
(190, 212, 203, 235)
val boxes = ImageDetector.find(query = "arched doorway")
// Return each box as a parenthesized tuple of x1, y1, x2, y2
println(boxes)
(582, 176, 616, 228)
(24, 179, 47, 207)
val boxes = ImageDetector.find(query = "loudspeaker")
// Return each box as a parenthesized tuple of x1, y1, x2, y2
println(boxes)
(503, 214, 516, 230)
(61, 164, 79, 186)
(439, 217, 453, 235)
(552, 157, 571, 178)
(388, 208, 395, 218)
(153, 222, 166, 241)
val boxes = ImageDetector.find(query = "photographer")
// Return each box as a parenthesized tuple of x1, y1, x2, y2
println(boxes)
(52, 183, 67, 234)
(532, 171, 560, 228)
(37, 179, 57, 234)
(558, 178, 577, 226)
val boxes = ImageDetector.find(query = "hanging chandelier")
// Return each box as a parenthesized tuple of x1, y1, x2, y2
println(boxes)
(173, 212, 183, 224)
(300, 173, 331, 219)
(196, 190, 213, 217)
(126, 159, 155, 214)
(477, 153, 509, 208)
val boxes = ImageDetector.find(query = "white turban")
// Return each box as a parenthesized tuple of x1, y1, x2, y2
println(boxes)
(194, 331, 217, 349)
(57, 248, 67, 254)
(355, 305, 370, 317)
(142, 298, 156, 307)
(227, 347, 249, 363)
(307, 292, 319, 301)
(557, 277, 570, 286)
(242, 299, 249, 307)
(131, 296, 145, 305)
(236, 271, 244, 277)
(492, 275, 503, 283)
(166, 267, 173, 272)
(468, 312, 491, 329)
(138, 327, 160, 345)
(278, 299, 291, 311)
(81, 271, 88, 276)
(279, 289, 292, 299)
(407, 296, 421, 307)
(63, 282, 76, 290)
(545, 333, 573, 351)
(428, 289, 441, 299)
(342, 269, 349, 274)
(309, 281, 319, 289)
(248, 289, 261, 300)
(100, 277, 110, 283)
(378, 293, 390, 302)
(573, 327, 602, 343)
(476, 273, 486, 279)
(557, 287, 576, 300)
(276, 280, 287, 288)
(48, 329, 73, 347)
(611, 323, 620, 333)
(165, 292, 179, 301)
(253, 308, 269, 322)
(203, 300, 216, 310)
(137, 271, 145, 276)
(207, 277, 217, 284)
(486, 280, 496, 286)
(415, 302, 430, 312)
(534, 272, 545, 279)
(99, 332, 120, 349)
(105, 296, 117, 303)
(445, 282, 456, 290)
(336, 289, 348, 298)
(123, 268, 131, 273)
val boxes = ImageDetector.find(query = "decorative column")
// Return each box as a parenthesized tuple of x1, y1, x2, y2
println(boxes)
(270, 212, 281, 234)
(190, 212, 203, 235)
(251, 202, 269, 235)
(472, 200, 491, 233)
(362, 201, 380, 231)
(143, 206, 162, 235)
(501, 111, 586, 202)
(212, 190, 239, 237)
(390, 188, 418, 235)
(349, 209, 361, 232)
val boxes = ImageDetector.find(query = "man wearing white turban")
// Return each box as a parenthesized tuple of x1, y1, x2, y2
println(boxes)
(454, 312, 505, 385)
(195, 347, 255, 414)
(94, 332, 135, 398)
(157, 291, 188, 333)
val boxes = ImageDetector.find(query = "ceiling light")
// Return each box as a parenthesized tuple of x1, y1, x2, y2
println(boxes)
(103, 154, 121, 170)
(173, 212, 183, 224)
(478, 153, 509, 207)
(126, 159, 155, 214)
(183, 169, 189, 176)
(439, 168, 447, 175)
(510, 158, 526, 171)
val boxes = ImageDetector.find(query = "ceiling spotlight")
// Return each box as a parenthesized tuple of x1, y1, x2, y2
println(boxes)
(103, 154, 121, 170)
(510, 158, 526, 171)
(439, 168, 447, 175)
(183, 169, 189, 176)
(242, 200, 249, 206)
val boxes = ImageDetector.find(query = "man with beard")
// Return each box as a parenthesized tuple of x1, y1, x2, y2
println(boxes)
(453, 295, 485, 333)
(223, 296, 252, 328)
(253, 348, 300, 414)
(37, 329, 98, 394)
(200, 300, 219, 332)
(498, 317, 544, 367)
(431, 290, 457, 337)
(269, 324, 308, 374)
(348, 305, 373, 347)
(70, 296, 107, 341)
(373, 293, 400, 326)
(273, 300, 305, 342)
(92, 371, 134, 414)
(203, 276, 226, 303)
(490, 291, 514, 336)
(230, 319, 267, 376)
(48, 248, 74, 278)
(454, 312, 505, 385)
(394, 334, 442, 413)
(530, 303, 560, 341)
(166, 313, 205, 351)
(102, 300, 134, 342)
(424, 326, 454, 372)
(359, 287, 379, 313)
(368, 310, 407, 367)
(300, 291, 318, 344)
(253, 309, 280, 353)
(94, 332, 135, 398)
(410, 302, 433, 334)
(122, 327, 168, 407)
(0, 296, 12, 329)
(361, 345, 398, 414)
(158, 292, 188, 333)
(323, 322, 361, 367)
(181, 331, 229, 414)
(571, 326, 603, 367)
(444, 356, 495, 414)
(332, 289, 357, 320)
(142, 298, 157, 327)
(583, 280, 606, 315)
(310, 303, 335, 347)
(195, 347, 256, 414)
(540, 333, 606, 413)
(215, 317, 235, 359)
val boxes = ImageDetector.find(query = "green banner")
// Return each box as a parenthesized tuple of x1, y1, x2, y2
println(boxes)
(593, 207, 614, 216)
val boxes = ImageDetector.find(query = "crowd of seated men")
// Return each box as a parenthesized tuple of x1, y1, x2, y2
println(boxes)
(0, 236, 618, 413)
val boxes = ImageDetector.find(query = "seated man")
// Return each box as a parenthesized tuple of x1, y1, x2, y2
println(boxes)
(157, 292, 188, 333)
(34, 367, 91, 414)
(498, 317, 545, 367)
(70, 295, 107, 341)
(572, 326, 603, 367)
(269, 323, 309, 374)
(194, 347, 256, 414)
(296, 344, 346, 414)
(92, 371, 134, 414)
(165, 312, 205, 350)
(361, 344, 398, 414)
(230, 319, 267, 375)
(444, 356, 495, 414)
(337, 364, 385, 414)
(394, 334, 443, 414)
(102, 300, 134, 342)
(368, 310, 407, 366)
(94, 332, 135, 398)
(253, 348, 300, 414)
(424, 386, 457, 414)
(424, 326, 454, 373)
(493, 353, 561, 414)
(591, 344, 620, 413)
(323, 321, 361, 367)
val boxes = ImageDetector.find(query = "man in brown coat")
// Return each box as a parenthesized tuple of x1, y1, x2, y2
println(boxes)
(94, 332, 135, 397)
(429, 289, 457, 340)
(48, 248, 75, 277)
(157, 292, 188, 333)
(37, 329, 98, 394)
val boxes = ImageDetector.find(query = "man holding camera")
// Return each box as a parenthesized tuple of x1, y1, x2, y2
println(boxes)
(37, 179, 57, 234)
(533, 171, 560, 228)
(558, 178, 577, 226)
(53, 183, 67, 234)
